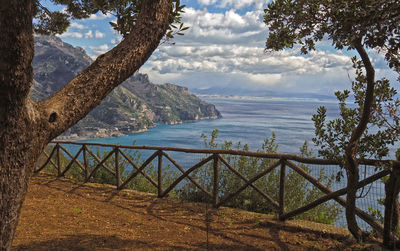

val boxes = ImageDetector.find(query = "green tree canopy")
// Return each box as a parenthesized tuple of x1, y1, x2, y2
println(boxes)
(34, 0, 187, 38)
(1, 1, 184, 249)
(264, 0, 400, 72)
(264, 0, 400, 241)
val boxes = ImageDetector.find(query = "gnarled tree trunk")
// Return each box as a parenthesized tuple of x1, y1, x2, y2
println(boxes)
(344, 41, 376, 241)
(0, 0, 172, 250)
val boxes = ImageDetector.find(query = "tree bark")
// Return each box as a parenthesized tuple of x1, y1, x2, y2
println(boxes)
(344, 40, 376, 241)
(0, 0, 172, 250)
(383, 167, 400, 247)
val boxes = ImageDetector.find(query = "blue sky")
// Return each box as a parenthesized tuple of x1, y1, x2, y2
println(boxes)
(43, 0, 396, 96)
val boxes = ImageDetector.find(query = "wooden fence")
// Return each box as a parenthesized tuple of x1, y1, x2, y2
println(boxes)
(35, 141, 400, 247)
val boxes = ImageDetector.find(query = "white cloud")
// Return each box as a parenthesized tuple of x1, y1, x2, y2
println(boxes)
(110, 35, 123, 46)
(89, 44, 109, 56)
(84, 30, 93, 38)
(59, 31, 83, 39)
(70, 22, 87, 29)
(95, 30, 106, 38)
(88, 12, 113, 20)
(247, 73, 282, 86)
(139, 6, 359, 95)
(175, 8, 265, 46)
(151, 45, 351, 74)
(197, 0, 218, 5)
(197, 0, 267, 10)
(82, 30, 106, 39)
(55, 2, 396, 96)
(144, 42, 353, 94)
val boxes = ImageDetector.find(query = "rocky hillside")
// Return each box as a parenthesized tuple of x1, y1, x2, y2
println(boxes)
(31, 35, 221, 139)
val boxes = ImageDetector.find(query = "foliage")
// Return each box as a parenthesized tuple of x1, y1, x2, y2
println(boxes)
(38, 130, 341, 225)
(264, 0, 400, 72)
(312, 58, 400, 172)
(39, 144, 178, 195)
(368, 189, 400, 237)
(265, 6, 400, 238)
(178, 129, 341, 225)
(34, 0, 189, 41)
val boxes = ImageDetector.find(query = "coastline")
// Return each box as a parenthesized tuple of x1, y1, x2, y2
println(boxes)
(55, 128, 149, 142)
(55, 115, 221, 142)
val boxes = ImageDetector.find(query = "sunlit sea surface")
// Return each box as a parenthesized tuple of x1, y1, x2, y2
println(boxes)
(76, 96, 398, 229)
(82, 96, 343, 154)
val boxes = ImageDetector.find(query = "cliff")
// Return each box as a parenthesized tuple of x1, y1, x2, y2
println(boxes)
(31, 35, 221, 139)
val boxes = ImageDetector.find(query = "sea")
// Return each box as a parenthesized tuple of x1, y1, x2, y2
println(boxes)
(82, 96, 341, 154)
(77, 95, 396, 229)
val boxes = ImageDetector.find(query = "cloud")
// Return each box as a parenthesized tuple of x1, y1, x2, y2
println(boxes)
(59, 31, 83, 39)
(69, 22, 87, 29)
(151, 45, 351, 74)
(89, 44, 109, 56)
(197, 0, 267, 10)
(174, 8, 266, 46)
(84, 30, 93, 38)
(56, 2, 395, 96)
(144, 42, 353, 94)
(88, 12, 113, 20)
(81, 30, 106, 39)
(95, 30, 106, 38)
(141, 6, 362, 95)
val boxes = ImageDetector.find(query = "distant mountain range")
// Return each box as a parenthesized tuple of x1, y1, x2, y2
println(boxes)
(191, 87, 335, 100)
(31, 35, 221, 139)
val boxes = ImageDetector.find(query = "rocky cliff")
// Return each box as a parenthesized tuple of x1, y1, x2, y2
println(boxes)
(31, 35, 221, 139)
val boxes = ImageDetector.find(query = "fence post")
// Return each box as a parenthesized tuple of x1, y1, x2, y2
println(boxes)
(213, 154, 220, 208)
(56, 143, 61, 176)
(83, 145, 89, 181)
(383, 161, 400, 248)
(279, 159, 286, 220)
(158, 150, 163, 198)
(115, 147, 121, 190)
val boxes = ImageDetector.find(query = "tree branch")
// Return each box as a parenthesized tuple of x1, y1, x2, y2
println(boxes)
(350, 42, 376, 144)
(38, 0, 172, 142)
(344, 39, 376, 240)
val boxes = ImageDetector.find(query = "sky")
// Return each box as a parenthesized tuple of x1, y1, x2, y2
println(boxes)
(47, 0, 397, 97)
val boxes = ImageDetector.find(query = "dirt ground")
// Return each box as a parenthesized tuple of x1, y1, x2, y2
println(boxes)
(12, 173, 383, 250)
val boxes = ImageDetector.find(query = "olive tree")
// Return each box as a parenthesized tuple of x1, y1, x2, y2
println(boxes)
(264, 0, 400, 240)
(0, 0, 186, 249)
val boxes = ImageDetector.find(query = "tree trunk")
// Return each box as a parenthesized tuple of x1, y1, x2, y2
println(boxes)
(0, 0, 172, 249)
(344, 151, 363, 239)
(0, 1, 38, 249)
(344, 41, 376, 241)
(0, 117, 46, 250)
(383, 162, 400, 247)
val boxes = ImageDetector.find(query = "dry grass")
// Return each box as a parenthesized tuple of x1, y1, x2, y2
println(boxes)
(13, 173, 383, 250)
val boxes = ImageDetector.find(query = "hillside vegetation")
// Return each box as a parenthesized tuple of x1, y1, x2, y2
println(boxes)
(31, 35, 221, 139)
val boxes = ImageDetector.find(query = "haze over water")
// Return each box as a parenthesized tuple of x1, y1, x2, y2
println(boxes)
(78, 96, 396, 229)
(83, 96, 341, 154)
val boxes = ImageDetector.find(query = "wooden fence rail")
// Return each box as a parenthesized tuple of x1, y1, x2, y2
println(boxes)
(35, 141, 400, 247)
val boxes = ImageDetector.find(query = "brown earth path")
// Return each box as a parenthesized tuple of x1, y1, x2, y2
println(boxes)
(12, 174, 382, 250)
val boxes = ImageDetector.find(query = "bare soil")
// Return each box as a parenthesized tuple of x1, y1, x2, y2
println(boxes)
(12, 173, 382, 250)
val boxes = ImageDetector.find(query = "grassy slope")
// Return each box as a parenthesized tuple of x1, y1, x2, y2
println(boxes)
(12, 173, 381, 250)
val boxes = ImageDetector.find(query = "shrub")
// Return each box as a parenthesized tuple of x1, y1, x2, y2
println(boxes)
(178, 129, 341, 224)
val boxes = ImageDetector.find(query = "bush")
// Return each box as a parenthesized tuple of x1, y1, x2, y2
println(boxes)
(37, 144, 178, 195)
(38, 132, 341, 225)
(178, 129, 341, 224)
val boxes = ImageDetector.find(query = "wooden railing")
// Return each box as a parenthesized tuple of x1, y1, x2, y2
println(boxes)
(35, 141, 400, 247)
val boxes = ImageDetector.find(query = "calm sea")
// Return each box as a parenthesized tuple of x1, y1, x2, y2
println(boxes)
(82, 96, 341, 154)
(77, 96, 396, 229)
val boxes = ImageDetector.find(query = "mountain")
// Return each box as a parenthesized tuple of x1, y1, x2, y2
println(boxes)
(32, 35, 221, 139)
(191, 86, 335, 100)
